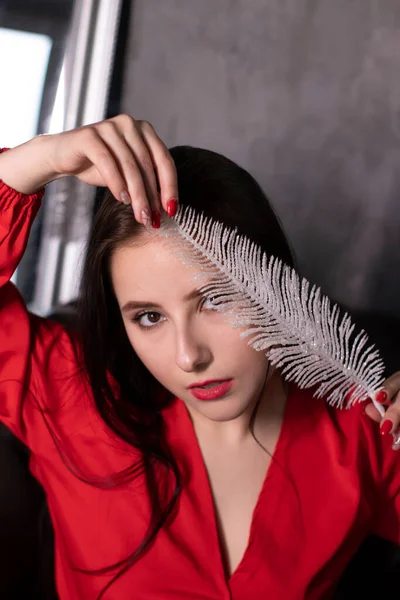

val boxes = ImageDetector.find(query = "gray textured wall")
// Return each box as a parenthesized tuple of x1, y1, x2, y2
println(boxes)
(122, 0, 400, 319)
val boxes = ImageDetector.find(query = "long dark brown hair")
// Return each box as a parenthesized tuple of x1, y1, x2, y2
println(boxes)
(76, 146, 295, 597)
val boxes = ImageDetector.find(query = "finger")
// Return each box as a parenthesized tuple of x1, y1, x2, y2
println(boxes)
(364, 402, 382, 423)
(82, 129, 128, 203)
(380, 390, 400, 436)
(96, 121, 151, 224)
(373, 371, 400, 406)
(392, 428, 400, 451)
(107, 116, 160, 212)
(119, 123, 161, 214)
(138, 121, 179, 216)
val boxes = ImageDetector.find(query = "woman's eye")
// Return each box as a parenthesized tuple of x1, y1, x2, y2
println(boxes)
(202, 296, 219, 311)
(131, 298, 220, 329)
(132, 311, 165, 329)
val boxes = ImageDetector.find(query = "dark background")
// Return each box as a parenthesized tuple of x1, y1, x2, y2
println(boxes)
(120, 0, 400, 321)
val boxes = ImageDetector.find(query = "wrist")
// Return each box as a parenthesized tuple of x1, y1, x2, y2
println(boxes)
(0, 134, 59, 194)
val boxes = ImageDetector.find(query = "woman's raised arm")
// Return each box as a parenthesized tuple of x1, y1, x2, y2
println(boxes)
(0, 116, 178, 445)
(0, 115, 178, 225)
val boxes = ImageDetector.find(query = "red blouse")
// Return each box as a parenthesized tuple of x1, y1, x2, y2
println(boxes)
(0, 175, 399, 600)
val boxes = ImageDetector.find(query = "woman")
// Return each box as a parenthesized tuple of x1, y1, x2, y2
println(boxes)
(0, 115, 399, 599)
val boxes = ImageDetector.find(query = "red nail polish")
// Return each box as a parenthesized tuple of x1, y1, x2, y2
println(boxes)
(376, 390, 388, 404)
(166, 198, 178, 217)
(151, 210, 160, 228)
(380, 420, 393, 436)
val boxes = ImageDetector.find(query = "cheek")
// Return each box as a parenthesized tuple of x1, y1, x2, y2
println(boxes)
(220, 323, 258, 355)
(228, 325, 268, 363)
(218, 329, 267, 372)
(240, 346, 268, 374)
(126, 331, 165, 372)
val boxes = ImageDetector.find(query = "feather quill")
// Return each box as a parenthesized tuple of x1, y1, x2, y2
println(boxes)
(159, 205, 386, 415)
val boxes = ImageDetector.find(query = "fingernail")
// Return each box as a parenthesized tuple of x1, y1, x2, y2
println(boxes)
(380, 420, 393, 436)
(166, 198, 178, 217)
(375, 390, 388, 404)
(120, 190, 131, 205)
(141, 208, 151, 227)
(151, 210, 160, 228)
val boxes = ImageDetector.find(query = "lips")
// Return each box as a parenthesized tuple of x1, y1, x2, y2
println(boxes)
(188, 379, 230, 389)
(189, 379, 233, 401)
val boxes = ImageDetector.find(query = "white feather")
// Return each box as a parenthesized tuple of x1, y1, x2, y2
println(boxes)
(160, 205, 386, 414)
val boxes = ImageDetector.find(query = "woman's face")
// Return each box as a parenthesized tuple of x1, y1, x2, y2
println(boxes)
(110, 233, 269, 425)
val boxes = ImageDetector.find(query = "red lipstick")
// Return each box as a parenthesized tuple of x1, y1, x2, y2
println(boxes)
(188, 379, 233, 401)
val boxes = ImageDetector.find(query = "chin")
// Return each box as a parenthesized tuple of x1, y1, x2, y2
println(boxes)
(191, 398, 252, 422)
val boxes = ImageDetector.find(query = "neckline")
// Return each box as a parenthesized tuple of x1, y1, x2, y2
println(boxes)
(174, 381, 295, 587)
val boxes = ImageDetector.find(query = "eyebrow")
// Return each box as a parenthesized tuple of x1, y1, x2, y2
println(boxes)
(121, 288, 203, 313)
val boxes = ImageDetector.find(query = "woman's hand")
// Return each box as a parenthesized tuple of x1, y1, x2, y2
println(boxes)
(0, 115, 178, 225)
(364, 372, 400, 449)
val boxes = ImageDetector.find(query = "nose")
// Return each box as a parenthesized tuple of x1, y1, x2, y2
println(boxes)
(175, 321, 212, 373)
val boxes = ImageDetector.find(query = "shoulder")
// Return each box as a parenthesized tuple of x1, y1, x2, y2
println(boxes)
(287, 384, 397, 485)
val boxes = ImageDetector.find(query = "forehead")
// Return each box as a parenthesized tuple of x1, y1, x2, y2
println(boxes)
(110, 233, 202, 298)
